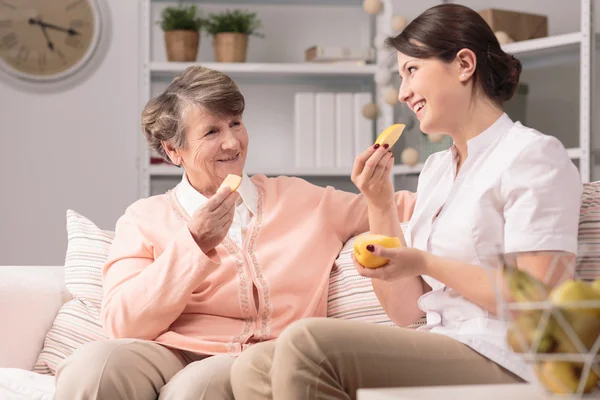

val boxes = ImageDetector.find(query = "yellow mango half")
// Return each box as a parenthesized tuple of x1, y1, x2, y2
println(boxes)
(374, 124, 406, 149)
(353, 234, 401, 268)
(219, 174, 242, 193)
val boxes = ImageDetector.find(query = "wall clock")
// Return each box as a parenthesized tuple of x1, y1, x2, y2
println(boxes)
(0, 0, 110, 87)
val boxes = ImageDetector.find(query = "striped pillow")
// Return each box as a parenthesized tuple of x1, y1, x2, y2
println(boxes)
(576, 181, 600, 281)
(32, 210, 112, 375)
(327, 223, 410, 326)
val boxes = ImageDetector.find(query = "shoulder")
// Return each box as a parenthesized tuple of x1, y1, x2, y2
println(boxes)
(119, 193, 172, 222)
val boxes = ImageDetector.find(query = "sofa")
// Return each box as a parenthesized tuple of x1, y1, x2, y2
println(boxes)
(0, 210, 408, 399)
(1, 181, 598, 399)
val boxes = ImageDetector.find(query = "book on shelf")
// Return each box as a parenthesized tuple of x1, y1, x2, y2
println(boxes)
(315, 93, 336, 168)
(335, 92, 355, 168)
(294, 92, 316, 168)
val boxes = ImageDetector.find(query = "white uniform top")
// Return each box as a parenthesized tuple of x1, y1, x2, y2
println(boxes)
(407, 113, 582, 381)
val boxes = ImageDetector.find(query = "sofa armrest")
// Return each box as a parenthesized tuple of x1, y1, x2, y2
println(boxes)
(0, 266, 70, 369)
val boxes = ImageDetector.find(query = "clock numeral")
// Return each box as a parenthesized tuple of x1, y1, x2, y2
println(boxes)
(66, 0, 84, 11)
(0, 0, 16, 10)
(0, 19, 13, 28)
(38, 52, 47, 70)
(65, 35, 82, 49)
(15, 46, 28, 65)
(0, 32, 17, 50)
(70, 19, 89, 29)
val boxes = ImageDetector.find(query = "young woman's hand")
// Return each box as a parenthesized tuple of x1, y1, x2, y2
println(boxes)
(352, 244, 430, 282)
(351, 144, 395, 209)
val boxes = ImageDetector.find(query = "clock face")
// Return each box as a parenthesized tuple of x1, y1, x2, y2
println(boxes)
(0, 0, 100, 81)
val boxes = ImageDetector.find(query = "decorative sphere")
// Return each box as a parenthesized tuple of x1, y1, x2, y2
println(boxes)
(391, 15, 408, 32)
(383, 87, 398, 105)
(362, 103, 378, 120)
(374, 69, 392, 86)
(495, 31, 514, 45)
(401, 147, 419, 166)
(363, 0, 382, 15)
(427, 133, 444, 143)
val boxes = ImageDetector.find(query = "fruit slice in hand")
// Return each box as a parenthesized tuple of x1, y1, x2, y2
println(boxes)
(219, 174, 242, 193)
(353, 234, 401, 268)
(374, 124, 406, 149)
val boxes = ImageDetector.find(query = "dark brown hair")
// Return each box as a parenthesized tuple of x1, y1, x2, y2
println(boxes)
(385, 4, 522, 105)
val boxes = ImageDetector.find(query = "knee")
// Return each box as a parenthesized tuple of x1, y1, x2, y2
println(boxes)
(55, 339, 139, 398)
(275, 318, 330, 363)
(230, 342, 274, 396)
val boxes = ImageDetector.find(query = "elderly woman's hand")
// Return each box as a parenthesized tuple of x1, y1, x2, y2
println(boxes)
(188, 187, 240, 254)
(351, 144, 394, 209)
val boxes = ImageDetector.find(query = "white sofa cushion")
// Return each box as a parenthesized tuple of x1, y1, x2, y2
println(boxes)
(32, 210, 112, 375)
(0, 266, 68, 370)
(0, 369, 54, 400)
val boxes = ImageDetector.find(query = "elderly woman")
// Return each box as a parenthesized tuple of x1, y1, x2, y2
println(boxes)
(52, 65, 417, 400)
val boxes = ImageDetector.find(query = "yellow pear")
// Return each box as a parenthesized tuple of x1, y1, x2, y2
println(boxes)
(353, 234, 401, 269)
(592, 278, 600, 295)
(536, 361, 599, 394)
(374, 124, 405, 149)
(549, 280, 600, 317)
(550, 308, 600, 353)
(506, 311, 554, 353)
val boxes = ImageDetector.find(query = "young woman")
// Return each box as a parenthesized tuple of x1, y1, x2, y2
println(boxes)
(229, 4, 582, 399)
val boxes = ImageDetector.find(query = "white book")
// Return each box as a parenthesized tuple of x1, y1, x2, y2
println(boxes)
(353, 92, 374, 157)
(294, 92, 316, 168)
(315, 92, 336, 168)
(335, 93, 355, 168)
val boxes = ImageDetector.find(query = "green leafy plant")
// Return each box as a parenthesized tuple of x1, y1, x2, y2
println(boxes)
(204, 10, 264, 37)
(159, 4, 204, 32)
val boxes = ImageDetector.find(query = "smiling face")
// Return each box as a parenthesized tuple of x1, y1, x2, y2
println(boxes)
(163, 106, 248, 196)
(397, 51, 471, 135)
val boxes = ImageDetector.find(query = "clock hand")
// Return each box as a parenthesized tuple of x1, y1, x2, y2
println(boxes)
(28, 18, 55, 51)
(40, 25, 54, 51)
(29, 18, 80, 36)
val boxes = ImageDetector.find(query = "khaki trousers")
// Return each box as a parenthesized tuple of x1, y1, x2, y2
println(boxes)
(54, 338, 235, 400)
(230, 318, 524, 400)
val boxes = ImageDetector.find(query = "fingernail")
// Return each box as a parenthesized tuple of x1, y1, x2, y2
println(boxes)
(366, 245, 375, 252)
(373, 144, 380, 150)
(383, 143, 389, 149)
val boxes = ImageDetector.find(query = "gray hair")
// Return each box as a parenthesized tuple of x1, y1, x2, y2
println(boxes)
(141, 65, 245, 164)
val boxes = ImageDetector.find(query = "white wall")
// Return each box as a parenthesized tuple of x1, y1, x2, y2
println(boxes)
(0, 0, 139, 265)
(0, 0, 598, 265)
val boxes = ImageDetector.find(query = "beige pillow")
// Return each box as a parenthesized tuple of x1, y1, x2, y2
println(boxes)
(32, 210, 111, 375)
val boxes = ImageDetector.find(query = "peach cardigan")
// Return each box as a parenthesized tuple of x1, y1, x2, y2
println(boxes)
(101, 174, 416, 356)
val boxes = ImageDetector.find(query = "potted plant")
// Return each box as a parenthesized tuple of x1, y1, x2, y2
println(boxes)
(159, 4, 204, 62)
(205, 10, 263, 63)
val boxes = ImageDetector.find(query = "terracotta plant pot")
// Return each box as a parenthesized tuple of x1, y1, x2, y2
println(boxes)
(164, 30, 199, 62)
(213, 33, 249, 63)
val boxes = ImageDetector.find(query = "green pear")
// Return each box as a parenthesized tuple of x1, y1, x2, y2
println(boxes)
(504, 268, 549, 303)
(506, 311, 555, 353)
(550, 308, 600, 353)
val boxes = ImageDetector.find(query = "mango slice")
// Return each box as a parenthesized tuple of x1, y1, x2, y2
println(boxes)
(219, 174, 242, 193)
(353, 234, 401, 268)
(374, 124, 406, 149)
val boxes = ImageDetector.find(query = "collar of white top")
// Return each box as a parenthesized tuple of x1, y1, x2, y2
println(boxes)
(450, 113, 514, 158)
(176, 171, 258, 217)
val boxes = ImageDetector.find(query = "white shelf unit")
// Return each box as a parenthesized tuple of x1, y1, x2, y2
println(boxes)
(139, 0, 596, 198)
